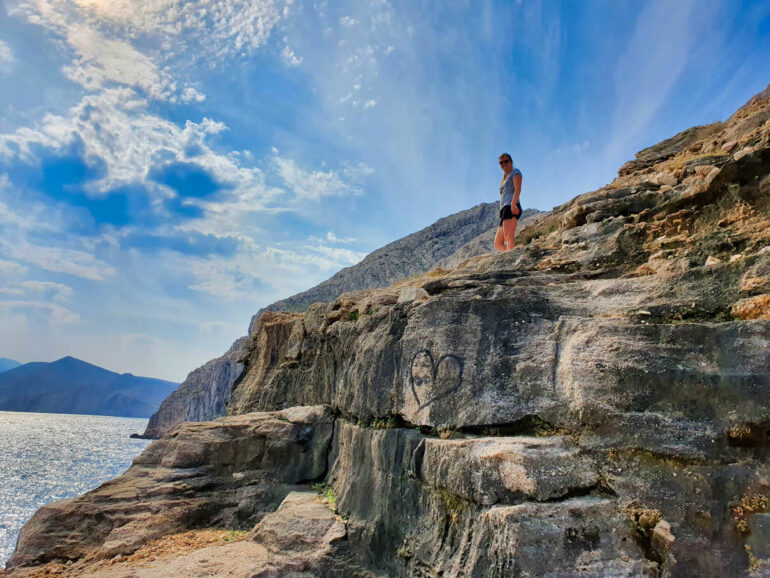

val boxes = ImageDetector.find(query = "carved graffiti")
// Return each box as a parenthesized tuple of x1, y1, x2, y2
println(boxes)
(409, 349, 464, 412)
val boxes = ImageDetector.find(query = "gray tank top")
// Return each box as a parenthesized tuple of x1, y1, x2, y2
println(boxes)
(499, 168, 522, 209)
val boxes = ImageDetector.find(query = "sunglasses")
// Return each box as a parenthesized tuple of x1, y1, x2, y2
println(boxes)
(499, 159, 511, 165)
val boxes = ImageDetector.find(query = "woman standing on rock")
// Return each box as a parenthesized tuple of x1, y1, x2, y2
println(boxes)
(494, 152, 523, 252)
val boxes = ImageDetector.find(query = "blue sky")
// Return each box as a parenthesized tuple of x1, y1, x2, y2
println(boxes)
(0, 0, 768, 382)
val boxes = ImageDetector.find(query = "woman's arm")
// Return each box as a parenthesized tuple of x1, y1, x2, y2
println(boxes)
(512, 172, 522, 214)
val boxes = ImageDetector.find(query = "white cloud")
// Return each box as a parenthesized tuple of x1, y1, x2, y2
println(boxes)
(2, 241, 115, 280)
(63, 24, 177, 100)
(0, 39, 16, 73)
(181, 87, 206, 103)
(0, 260, 28, 276)
(7, 0, 288, 106)
(0, 87, 274, 212)
(607, 0, 698, 156)
(185, 238, 365, 302)
(0, 281, 73, 302)
(325, 231, 356, 244)
(281, 45, 302, 68)
(340, 16, 357, 27)
(11, 0, 286, 59)
(271, 153, 373, 200)
(304, 244, 366, 265)
(0, 300, 81, 325)
(338, 160, 375, 181)
(363, 99, 376, 109)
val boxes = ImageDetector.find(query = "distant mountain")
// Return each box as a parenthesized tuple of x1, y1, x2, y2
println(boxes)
(0, 358, 21, 373)
(254, 202, 542, 329)
(0, 356, 178, 418)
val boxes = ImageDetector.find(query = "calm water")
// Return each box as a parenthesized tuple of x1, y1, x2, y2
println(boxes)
(0, 411, 151, 566)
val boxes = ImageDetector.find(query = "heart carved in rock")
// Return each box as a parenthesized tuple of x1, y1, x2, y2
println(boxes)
(410, 349, 464, 412)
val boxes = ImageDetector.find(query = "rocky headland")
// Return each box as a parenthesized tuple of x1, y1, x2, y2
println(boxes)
(140, 337, 248, 439)
(142, 205, 541, 439)
(5, 86, 770, 577)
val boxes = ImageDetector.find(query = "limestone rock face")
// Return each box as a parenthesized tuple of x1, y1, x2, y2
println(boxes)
(7, 86, 770, 577)
(141, 337, 247, 439)
(222, 84, 770, 576)
(144, 204, 539, 437)
(327, 421, 656, 577)
(6, 406, 334, 571)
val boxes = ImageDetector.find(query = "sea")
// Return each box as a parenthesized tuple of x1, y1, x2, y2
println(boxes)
(0, 411, 152, 567)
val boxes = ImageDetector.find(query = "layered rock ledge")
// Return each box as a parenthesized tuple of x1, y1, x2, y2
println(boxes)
(5, 86, 770, 577)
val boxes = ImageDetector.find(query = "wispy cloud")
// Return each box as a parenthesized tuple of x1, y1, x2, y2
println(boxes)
(606, 0, 699, 157)
(303, 244, 366, 265)
(63, 24, 181, 101)
(271, 150, 373, 200)
(0, 281, 73, 302)
(0, 260, 28, 276)
(325, 231, 357, 244)
(0, 300, 81, 325)
(2, 241, 115, 280)
(281, 44, 302, 68)
(183, 234, 366, 302)
(0, 40, 16, 74)
(9, 0, 287, 60)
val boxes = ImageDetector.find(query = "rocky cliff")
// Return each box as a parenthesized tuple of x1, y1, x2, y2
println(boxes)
(6, 86, 770, 577)
(140, 337, 247, 438)
(142, 206, 540, 439)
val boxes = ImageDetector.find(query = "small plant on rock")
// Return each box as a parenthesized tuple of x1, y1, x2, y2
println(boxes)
(222, 530, 246, 542)
(314, 482, 337, 511)
(726, 424, 753, 445)
(732, 493, 769, 536)
(628, 506, 662, 539)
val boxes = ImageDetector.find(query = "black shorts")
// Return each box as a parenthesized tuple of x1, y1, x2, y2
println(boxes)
(499, 202, 522, 226)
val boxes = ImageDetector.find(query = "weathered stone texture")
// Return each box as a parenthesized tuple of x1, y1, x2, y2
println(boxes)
(141, 336, 247, 439)
(6, 406, 334, 572)
(223, 84, 770, 577)
(327, 420, 657, 577)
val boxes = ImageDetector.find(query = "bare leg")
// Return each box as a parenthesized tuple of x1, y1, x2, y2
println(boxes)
(502, 218, 518, 251)
(494, 227, 506, 252)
